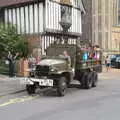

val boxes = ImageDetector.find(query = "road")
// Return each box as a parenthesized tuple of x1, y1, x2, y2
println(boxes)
(0, 69, 120, 120)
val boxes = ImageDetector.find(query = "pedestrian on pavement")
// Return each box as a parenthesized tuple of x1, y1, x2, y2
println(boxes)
(8, 51, 19, 77)
(28, 54, 36, 69)
(105, 56, 111, 72)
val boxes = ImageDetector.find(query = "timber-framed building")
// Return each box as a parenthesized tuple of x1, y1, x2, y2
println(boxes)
(0, 0, 85, 54)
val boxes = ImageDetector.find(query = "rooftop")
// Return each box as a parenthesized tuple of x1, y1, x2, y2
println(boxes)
(0, 0, 37, 7)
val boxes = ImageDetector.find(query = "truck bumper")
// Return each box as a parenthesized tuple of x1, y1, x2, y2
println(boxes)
(22, 77, 54, 87)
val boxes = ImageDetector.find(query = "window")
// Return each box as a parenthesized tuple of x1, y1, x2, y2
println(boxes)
(98, 0, 102, 13)
(118, 16, 120, 25)
(105, 32, 108, 49)
(105, 15, 109, 30)
(98, 32, 102, 47)
(105, 0, 109, 13)
(92, 0, 95, 14)
(117, 0, 120, 25)
(98, 15, 102, 31)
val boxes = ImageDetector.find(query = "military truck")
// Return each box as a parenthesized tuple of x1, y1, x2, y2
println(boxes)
(25, 42, 102, 96)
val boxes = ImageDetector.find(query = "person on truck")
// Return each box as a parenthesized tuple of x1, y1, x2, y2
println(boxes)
(63, 51, 71, 68)
(82, 48, 88, 62)
(28, 54, 36, 69)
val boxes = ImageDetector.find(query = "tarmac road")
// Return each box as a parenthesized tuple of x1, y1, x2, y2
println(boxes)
(0, 70, 120, 120)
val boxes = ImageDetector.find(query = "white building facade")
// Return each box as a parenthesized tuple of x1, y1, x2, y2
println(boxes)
(1, 0, 85, 54)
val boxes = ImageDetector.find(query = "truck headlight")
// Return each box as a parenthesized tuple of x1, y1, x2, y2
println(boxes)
(50, 66, 58, 72)
(29, 72, 34, 77)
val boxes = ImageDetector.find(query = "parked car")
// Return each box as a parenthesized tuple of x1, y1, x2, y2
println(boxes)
(115, 57, 120, 68)
(111, 54, 120, 67)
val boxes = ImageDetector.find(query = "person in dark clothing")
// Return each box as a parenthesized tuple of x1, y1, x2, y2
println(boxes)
(8, 52, 19, 77)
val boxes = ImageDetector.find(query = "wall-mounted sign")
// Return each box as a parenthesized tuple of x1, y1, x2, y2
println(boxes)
(59, 4, 72, 31)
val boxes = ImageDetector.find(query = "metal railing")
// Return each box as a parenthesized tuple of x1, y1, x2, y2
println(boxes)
(80, 59, 102, 69)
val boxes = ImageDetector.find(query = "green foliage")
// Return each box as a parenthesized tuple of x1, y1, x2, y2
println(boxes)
(15, 36, 29, 58)
(0, 23, 29, 59)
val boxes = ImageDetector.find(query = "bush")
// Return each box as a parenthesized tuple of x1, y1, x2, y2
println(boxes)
(0, 23, 29, 59)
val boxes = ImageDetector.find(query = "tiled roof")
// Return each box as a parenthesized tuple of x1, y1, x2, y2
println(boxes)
(0, 0, 36, 7)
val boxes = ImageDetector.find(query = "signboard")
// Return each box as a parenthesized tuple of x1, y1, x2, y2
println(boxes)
(59, 4, 72, 31)
(50, 0, 73, 31)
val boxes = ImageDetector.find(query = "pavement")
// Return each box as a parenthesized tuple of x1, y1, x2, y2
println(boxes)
(0, 75, 26, 97)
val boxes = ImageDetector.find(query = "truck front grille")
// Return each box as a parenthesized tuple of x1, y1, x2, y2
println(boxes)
(36, 65, 49, 76)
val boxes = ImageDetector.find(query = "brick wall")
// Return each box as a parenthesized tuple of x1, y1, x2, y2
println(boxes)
(24, 35, 41, 53)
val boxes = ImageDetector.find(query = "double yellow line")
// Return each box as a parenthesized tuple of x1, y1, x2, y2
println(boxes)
(0, 95, 39, 107)
(0, 95, 5, 99)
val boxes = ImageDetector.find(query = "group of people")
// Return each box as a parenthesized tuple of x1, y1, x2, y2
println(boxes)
(7, 51, 41, 77)
(82, 45, 101, 62)
(28, 54, 40, 69)
(7, 45, 102, 77)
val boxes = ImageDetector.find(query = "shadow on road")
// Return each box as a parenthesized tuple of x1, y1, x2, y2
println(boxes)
(35, 84, 84, 97)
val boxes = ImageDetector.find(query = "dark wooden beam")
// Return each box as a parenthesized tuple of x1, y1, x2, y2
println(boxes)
(28, 4, 30, 34)
(24, 6, 26, 34)
(19, 7, 21, 33)
(0, 8, 5, 23)
(15, 8, 18, 33)
(37, 3, 40, 33)
(33, 3, 35, 34)
(11, 9, 14, 27)
(43, 28, 81, 38)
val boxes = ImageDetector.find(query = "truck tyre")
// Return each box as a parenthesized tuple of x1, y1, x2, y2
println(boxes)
(92, 72, 98, 87)
(57, 77, 67, 97)
(26, 85, 36, 94)
(79, 73, 85, 88)
(84, 72, 93, 89)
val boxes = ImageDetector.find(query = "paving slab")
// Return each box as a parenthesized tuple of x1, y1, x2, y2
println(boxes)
(0, 75, 26, 96)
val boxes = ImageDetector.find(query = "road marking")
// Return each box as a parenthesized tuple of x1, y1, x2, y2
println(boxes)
(0, 89, 26, 100)
(0, 95, 4, 99)
(0, 95, 39, 107)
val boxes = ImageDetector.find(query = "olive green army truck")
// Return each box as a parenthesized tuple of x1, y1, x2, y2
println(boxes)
(25, 42, 102, 96)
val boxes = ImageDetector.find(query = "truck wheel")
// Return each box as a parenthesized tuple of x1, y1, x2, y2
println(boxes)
(79, 73, 85, 88)
(26, 85, 36, 94)
(84, 72, 93, 89)
(92, 72, 98, 87)
(57, 77, 67, 97)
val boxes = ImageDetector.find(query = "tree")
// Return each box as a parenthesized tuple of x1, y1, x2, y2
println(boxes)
(0, 23, 29, 59)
